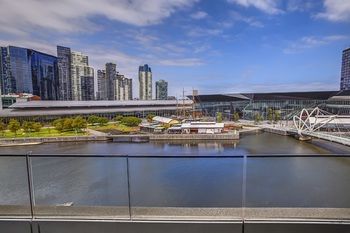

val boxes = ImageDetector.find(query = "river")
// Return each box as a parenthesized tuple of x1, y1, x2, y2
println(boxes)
(0, 132, 349, 219)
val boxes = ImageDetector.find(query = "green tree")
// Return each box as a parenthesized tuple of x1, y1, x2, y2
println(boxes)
(115, 115, 124, 122)
(254, 112, 263, 124)
(232, 112, 240, 122)
(53, 119, 64, 132)
(274, 110, 281, 123)
(121, 116, 142, 127)
(88, 115, 100, 125)
(22, 121, 33, 134)
(72, 116, 87, 132)
(267, 108, 274, 123)
(0, 120, 6, 136)
(216, 112, 223, 123)
(146, 114, 155, 123)
(63, 118, 73, 131)
(97, 117, 109, 126)
(8, 119, 21, 136)
(32, 122, 42, 132)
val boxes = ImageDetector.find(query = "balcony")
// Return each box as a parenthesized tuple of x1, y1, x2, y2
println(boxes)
(0, 154, 350, 232)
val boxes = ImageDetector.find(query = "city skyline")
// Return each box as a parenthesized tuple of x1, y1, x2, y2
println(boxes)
(0, 1, 350, 96)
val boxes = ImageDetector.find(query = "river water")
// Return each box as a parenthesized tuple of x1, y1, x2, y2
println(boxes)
(0, 132, 349, 218)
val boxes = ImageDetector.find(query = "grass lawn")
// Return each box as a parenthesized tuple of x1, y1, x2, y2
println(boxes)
(89, 124, 139, 134)
(0, 128, 88, 138)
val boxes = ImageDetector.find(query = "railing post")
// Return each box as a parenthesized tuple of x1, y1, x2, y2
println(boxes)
(25, 152, 35, 219)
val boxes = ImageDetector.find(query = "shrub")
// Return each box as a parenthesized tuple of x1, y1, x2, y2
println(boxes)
(53, 119, 64, 132)
(115, 115, 124, 122)
(0, 119, 6, 136)
(120, 116, 141, 127)
(98, 117, 109, 126)
(88, 115, 100, 125)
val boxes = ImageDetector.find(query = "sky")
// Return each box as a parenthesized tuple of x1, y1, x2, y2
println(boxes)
(0, 0, 350, 97)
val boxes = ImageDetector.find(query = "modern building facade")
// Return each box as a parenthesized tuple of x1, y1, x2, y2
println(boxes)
(0, 100, 194, 122)
(116, 74, 132, 100)
(97, 69, 107, 100)
(190, 91, 349, 120)
(0, 46, 58, 100)
(29, 50, 58, 100)
(139, 64, 152, 100)
(57, 46, 72, 100)
(70, 51, 94, 101)
(106, 63, 117, 100)
(81, 76, 95, 101)
(156, 79, 168, 100)
(340, 48, 350, 90)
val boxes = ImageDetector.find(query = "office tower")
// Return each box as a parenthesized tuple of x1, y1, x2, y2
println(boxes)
(156, 79, 168, 100)
(138, 64, 152, 100)
(70, 51, 94, 100)
(116, 74, 132, 100)
(340, 48, 350, 90)
(81, 76, 95, 100)
(105, 63, 117, 100)
(97, 70, 107, 100)
(29, 50, 58, 100)
(57, 46, 72, 100)
(0, 46, 58, 100)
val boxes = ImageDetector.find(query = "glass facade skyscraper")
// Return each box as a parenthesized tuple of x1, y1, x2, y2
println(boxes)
(156, 79, 168, 100)
(139, 64, 152, 100)
(340, 48, 350, 90)
(106, 62, 117, 100)
(57, 46, 72, 100)
(30, 50, 58, 100)
(0, 46, 58, 100)
(8, 46, 32, 94)
(97, 69, 107, 100)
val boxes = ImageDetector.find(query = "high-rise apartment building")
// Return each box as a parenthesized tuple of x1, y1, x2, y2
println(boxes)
(97, 69, 107, 100)
(139, 64, 152, 100)
(0, 46, 58, 100)
(29, 50, 58, 100)
(340, 47, 350, 90)
(106, 63, 117, 100)
(57, 46, 72, 100)
(70, 51, 94, 100)
(116, 74, 132, 100)
(81, 76, 95, 100)
(156, 79, 168, 100)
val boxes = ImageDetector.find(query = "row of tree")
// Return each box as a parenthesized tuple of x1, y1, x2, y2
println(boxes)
(0, 119, 42, 136)
(114, 115, 142, 127)
(53, 116, 87, 132)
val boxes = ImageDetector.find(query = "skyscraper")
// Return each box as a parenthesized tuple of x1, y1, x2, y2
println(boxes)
(0, 46, 58, 100)
(106, 63, 117, 100)
(139, 64, 152, 100)
(29, 50, 58, 100)
(97, 69, 107, 100)
(116, 74, 132, 100)
(155, 79, 168, 100)
(70, 51, 94, 100)
(340, 47, 350, 90)
(57, 46, 72, 100)
(81, 76, 95, 100)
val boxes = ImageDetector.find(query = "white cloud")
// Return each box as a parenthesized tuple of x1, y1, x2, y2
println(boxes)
(283, 35, 348, 54)
(159, 58, 204, 66)
(316, 0, 350, 22)
(227, 0, 283, 14)
(226, 11, 264, 28)
(190, 11, 208, 19)
(187, 27, 223, 37)
(0, 0, 199, 35)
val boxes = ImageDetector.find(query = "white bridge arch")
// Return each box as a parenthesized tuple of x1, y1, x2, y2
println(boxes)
(293, 107, 338, 136)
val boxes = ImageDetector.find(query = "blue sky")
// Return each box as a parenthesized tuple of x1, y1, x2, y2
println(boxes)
(0, 0, 350, 97)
